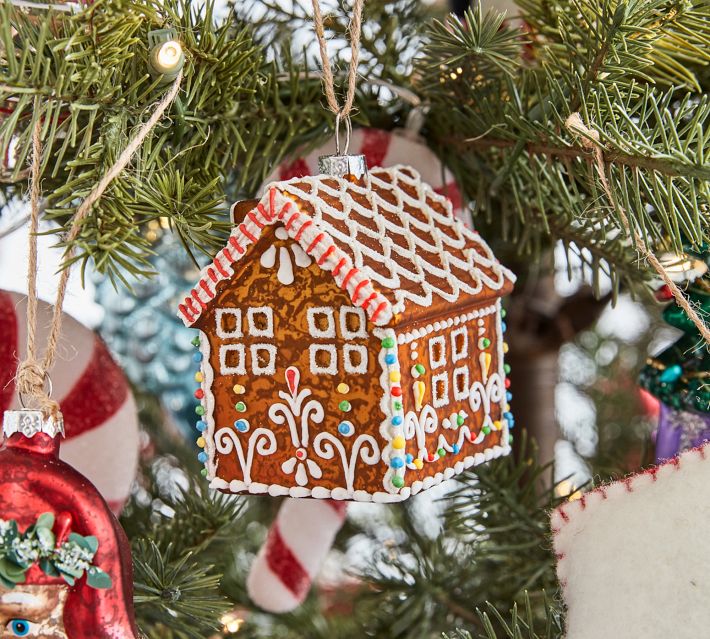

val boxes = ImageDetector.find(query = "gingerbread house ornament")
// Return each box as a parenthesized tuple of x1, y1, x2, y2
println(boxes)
(178, 156, 515, 502)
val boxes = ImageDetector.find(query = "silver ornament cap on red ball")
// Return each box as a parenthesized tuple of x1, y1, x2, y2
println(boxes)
(3, 409, 65, 439)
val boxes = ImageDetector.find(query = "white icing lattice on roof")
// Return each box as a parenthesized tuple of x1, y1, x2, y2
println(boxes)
(178, 166, 515, 328)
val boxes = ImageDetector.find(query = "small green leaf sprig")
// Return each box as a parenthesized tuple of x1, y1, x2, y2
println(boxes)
(0, 513, 112, 590)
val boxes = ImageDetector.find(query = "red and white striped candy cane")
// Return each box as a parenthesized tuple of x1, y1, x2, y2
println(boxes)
(247, 499, 348, 613)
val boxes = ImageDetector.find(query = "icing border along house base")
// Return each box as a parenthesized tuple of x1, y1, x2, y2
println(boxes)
(178, 165, 516, 502)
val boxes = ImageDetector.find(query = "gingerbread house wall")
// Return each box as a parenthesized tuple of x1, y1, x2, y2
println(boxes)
(391, 299, 509, 492)
(192, 226, 390, 499)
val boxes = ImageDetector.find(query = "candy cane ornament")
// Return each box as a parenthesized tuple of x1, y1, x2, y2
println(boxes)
(247, 499, 348, 613)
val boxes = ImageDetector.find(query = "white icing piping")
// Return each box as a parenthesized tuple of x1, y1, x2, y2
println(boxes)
(396, 304, 498, 344)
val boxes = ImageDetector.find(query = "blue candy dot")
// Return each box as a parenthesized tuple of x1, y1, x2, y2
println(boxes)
(453, 444, 460, 454)
(198, 452, 208, 463)
(659, 364, 683, 383)
(406, 454, 414, 464)
(235, 419, 248, 432)
(504, 412, 514, 422)
(501, 321, 507, 332)
(385, 354, 396, 365)
(391, 415, 403, 426)
(390, 457, 404, 469)
(193, 352, 203, 363)
(506, 391, 513, 402)
(338, 421, 354, 436)
(196, 420, 207, 432)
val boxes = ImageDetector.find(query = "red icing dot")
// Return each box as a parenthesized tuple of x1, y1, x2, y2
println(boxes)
(391, 386, 402, 397)
(296, 448, 307, 460)
(504, 378, 511, 389)
(427, 453, 435, 463)
(194, 388, 204, 400)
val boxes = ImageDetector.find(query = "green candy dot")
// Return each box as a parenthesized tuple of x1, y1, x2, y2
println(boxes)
(437, 448, 446, 457)
(482, 426, 491, 435)
(200, 468, 208, 477)
(508, 434, 514, 445)
(393, 401, 402, 410)
(195, 405, 205, 416)
(339, 400, 351, 412)
(381, 337, 395, 349)
(391, 475, 404, 488)
(415, 364, 426, 374)
(504, 364, 511, 374)
(501, 308, 507, 318)
(481, 337, 491, 348)
(191, 336, 201, 347)
(456, 415, 465, 426)
(235, 401, 247, 412)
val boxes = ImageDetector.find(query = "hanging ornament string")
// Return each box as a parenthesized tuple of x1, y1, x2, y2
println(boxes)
(16, 73, 183, 418)
(310, 0, 365, 154)
(566, 113, 710, 345)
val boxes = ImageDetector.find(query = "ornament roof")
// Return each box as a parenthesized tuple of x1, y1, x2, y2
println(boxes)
(178, 166, 515, 327)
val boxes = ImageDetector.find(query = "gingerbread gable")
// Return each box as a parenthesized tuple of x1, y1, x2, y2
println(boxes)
(178, 166, 515, 328)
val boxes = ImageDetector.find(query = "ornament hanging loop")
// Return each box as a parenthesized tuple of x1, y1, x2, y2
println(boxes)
(334, 112, 353, 156)
(17, 368, 54, 410)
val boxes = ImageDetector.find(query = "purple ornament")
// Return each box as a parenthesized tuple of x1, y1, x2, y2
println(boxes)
(655, 402, 710, 462)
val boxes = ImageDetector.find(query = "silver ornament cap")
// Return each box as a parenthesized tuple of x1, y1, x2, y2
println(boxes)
(3, 409, 65, 439)
(318, 153, 368, 179)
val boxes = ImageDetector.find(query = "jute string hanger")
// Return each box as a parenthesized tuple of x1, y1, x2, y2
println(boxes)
(16, 74, 183, 419)
(566, 113, 710, 344)
(310, 0, 365, 153)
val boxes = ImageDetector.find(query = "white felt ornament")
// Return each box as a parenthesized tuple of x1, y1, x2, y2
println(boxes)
(0, 290, 140, 513)
(552, 442, 710, 639)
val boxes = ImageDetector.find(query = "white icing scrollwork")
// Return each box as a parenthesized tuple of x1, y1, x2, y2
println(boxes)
(313, 432, 380, 492)
(214, 426, 277, 483)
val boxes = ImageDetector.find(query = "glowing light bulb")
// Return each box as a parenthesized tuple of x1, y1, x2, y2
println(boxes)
(220, 610, 244, 634)
(156, 40, 183, 71)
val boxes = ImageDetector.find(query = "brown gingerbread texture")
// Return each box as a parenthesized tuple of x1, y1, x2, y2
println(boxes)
(179, 166, 515, 502)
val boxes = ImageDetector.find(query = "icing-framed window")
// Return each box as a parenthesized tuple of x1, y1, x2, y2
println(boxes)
(453, 366, 470, 401)
(309, 344, 338, 375)
(450, 327, 468, 363)
(219, 344, 246, 375)
(343, 344, 368, 374)
(428, 335, 446, 369)
(432, 372, 450, 408)
(250, 344, 277, 376)
(215, 308, 242, 339)
(307, 307, 336, 339)
(247, 307, 274, 337)
(339, 306, 367, 339)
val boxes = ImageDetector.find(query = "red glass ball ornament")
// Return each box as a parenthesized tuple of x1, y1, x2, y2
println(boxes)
(0, 411, 139, 639)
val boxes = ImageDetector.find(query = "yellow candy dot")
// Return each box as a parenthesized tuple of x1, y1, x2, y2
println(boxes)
(233, 384, 245, 394)
(389, 371, 401, 383)
(196, 437, 206, 448)
(392, 436, 405, 449)
(194, 372, 204, 383)
(493, 421, 502, 431)
(414, 458, 424, 470)
(505, 404, 511, 412)
(337, 383, 350, 394)
(503, 342, 509, 353)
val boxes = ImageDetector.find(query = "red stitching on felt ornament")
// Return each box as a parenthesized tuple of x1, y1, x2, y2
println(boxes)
(285, 212, 300, 230)
(239, 223, 257, 243)
(228, 237, 245, 254)
(307, 233, 325, 253)
(579, 495, 586, 510)
(248, 211, 265, 229)
(332, 257, 347, 277)
(351, 279, 370, 302)
(318, 245, 336, 266)
(558, 507, 569, 523)
(294, 220, 313, 241)
(200, 281, 214, 298)
(371, 301, 388, 323)
(341, 268, 358, 290)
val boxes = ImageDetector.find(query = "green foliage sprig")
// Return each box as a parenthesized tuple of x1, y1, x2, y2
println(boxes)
(0, 513, 112, 590)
